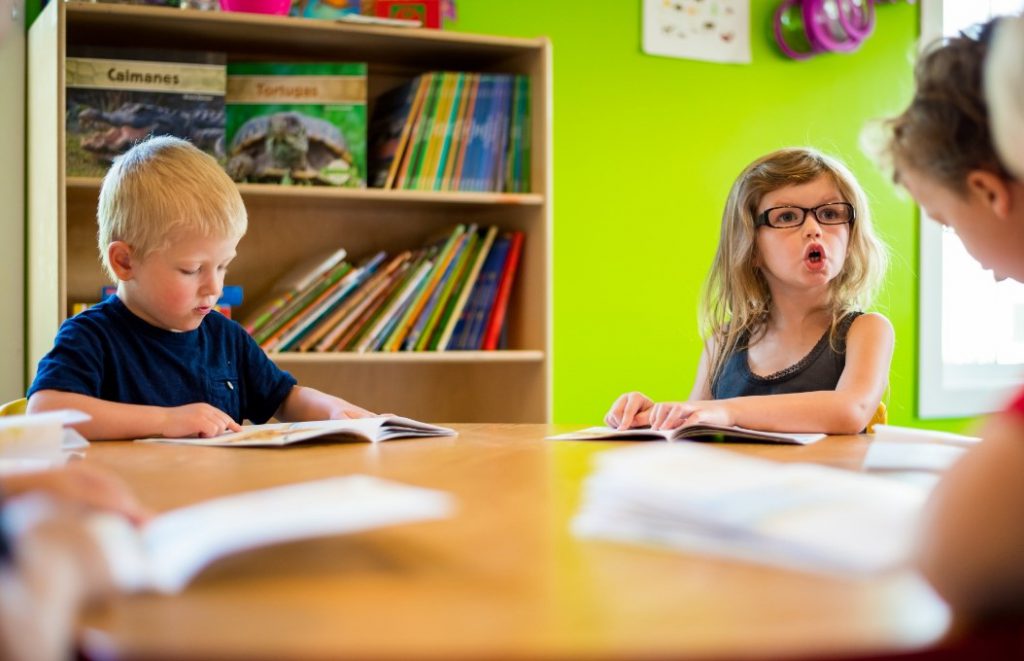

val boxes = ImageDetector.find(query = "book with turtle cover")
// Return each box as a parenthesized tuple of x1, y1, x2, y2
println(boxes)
(65, 47, 226, 177)
(225, 62, 367, 187)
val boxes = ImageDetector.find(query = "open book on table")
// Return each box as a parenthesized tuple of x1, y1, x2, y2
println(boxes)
(136, 416, 456, 447)
(72, 475, 455, 594)
(548, 424, 825, 446)
(573, 444, 928, 575)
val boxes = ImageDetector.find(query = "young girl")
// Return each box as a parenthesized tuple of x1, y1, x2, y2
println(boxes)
(605, 147, 893, 435)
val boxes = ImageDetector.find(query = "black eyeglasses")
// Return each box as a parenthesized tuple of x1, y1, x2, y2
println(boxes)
(756, 202, 856, 229)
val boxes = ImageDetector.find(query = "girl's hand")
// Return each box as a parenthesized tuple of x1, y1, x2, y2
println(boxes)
(649, 400, 734, 431)
(604, 392, 655, 430)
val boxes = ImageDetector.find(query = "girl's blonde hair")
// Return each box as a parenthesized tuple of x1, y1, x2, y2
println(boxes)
(702, 147, 887, 391)
(97, 135, 247, 280)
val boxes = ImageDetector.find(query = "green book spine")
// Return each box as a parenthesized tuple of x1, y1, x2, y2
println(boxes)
(383, 225, 464, 351)
(416, 225, 479, 350)
(403, 74, 443, 190)
(426, 228, 485, 350)
(431, 72, 466, 191)
(254, 262, 351, 345)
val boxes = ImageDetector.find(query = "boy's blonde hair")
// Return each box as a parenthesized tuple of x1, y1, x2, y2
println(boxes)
(986, 15, 1024, 179)
(97, 135, 247, 280)
(702, 147, 888, 391)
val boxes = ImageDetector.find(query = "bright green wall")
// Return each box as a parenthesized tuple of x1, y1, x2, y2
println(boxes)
(451, 2, 974, 432)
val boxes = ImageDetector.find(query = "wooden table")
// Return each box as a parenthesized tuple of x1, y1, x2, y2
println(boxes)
(77, 424, 949, 660)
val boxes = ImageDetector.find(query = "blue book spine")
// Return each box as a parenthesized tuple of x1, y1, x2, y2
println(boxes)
(478, 76, 511, 193)
(489, 77, 514, 192)
(459, 75, 494, 192)
(456, 236, 509, 350)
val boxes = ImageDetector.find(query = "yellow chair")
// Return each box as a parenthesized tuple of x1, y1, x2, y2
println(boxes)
(0, 398, 27, 416)
(867, 401, 887, 434)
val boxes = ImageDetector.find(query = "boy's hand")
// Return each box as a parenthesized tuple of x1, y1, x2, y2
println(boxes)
(161, 403, 241, 439)
(604, 392, 655, 430)
(326, 402, 376, 420)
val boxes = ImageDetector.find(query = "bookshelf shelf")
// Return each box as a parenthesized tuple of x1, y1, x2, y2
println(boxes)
(29, 2, 551, 423)
(67, 178, 545, 207)
(271, 350, 545, 365)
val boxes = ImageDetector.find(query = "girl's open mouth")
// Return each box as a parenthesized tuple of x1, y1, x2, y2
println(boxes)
(804, 243, 826, 270)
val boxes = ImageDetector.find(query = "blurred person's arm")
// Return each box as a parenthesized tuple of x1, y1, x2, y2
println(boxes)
(917, 412, 1024, 621)
(0, 463, 149, 524)
(0, 496, 117, 661)
(0, 466, 149, 661)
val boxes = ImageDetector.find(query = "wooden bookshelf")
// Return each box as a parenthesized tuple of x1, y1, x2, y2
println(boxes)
(28, 2, 551, 423)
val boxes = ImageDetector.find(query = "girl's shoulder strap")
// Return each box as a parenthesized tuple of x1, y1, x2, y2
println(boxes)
(834, 310, 865, 350)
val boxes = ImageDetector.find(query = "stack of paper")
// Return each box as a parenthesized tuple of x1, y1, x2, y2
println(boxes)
(0, 410, 90, 473)
(572, 444, 929, 576)
(864, 425, 981, 473)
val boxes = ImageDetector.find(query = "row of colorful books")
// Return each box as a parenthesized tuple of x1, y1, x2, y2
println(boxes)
(242, 225, 524, 352)
(368, 72, 531, 193)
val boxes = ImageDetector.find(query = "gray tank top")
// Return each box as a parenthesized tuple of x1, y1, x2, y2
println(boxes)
(711, 312, 862, 400)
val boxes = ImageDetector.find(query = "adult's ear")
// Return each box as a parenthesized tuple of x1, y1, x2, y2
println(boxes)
(107, 241, 135, 281)
(966, 169, 1014, 220)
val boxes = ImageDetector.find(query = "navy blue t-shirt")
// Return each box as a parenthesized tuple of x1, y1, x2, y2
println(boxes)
(28, 296, 297, 424)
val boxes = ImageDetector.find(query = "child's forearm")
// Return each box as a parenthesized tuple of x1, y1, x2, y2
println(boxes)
(27, 391, 171, 441)
(275, 386, 370, 422)
(722, 390, 879, 434)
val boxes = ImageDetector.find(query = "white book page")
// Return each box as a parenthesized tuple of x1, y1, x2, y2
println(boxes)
(104, 475, 456, 593)
(871, 424, 981, 447)
(864, 441, 968, 473)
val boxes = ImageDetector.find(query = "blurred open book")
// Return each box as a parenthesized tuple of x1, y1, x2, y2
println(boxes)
(136, 416, 456, 447)
(573, 444, 928, 575)
(76, 475, 454, 593)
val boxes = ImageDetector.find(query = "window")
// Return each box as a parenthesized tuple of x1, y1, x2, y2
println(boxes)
(918, 0, 1024, 418)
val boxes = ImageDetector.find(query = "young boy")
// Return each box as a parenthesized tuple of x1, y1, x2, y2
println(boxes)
(27, 136, 375, 440)
(882, 17, 1024, 621)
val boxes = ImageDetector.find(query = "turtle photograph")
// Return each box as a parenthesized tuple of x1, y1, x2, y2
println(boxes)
(226, 111, 356, 186)
(224, 61, 367, 188)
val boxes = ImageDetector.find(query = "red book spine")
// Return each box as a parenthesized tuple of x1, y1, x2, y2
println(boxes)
(480, 231, 524, 350)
